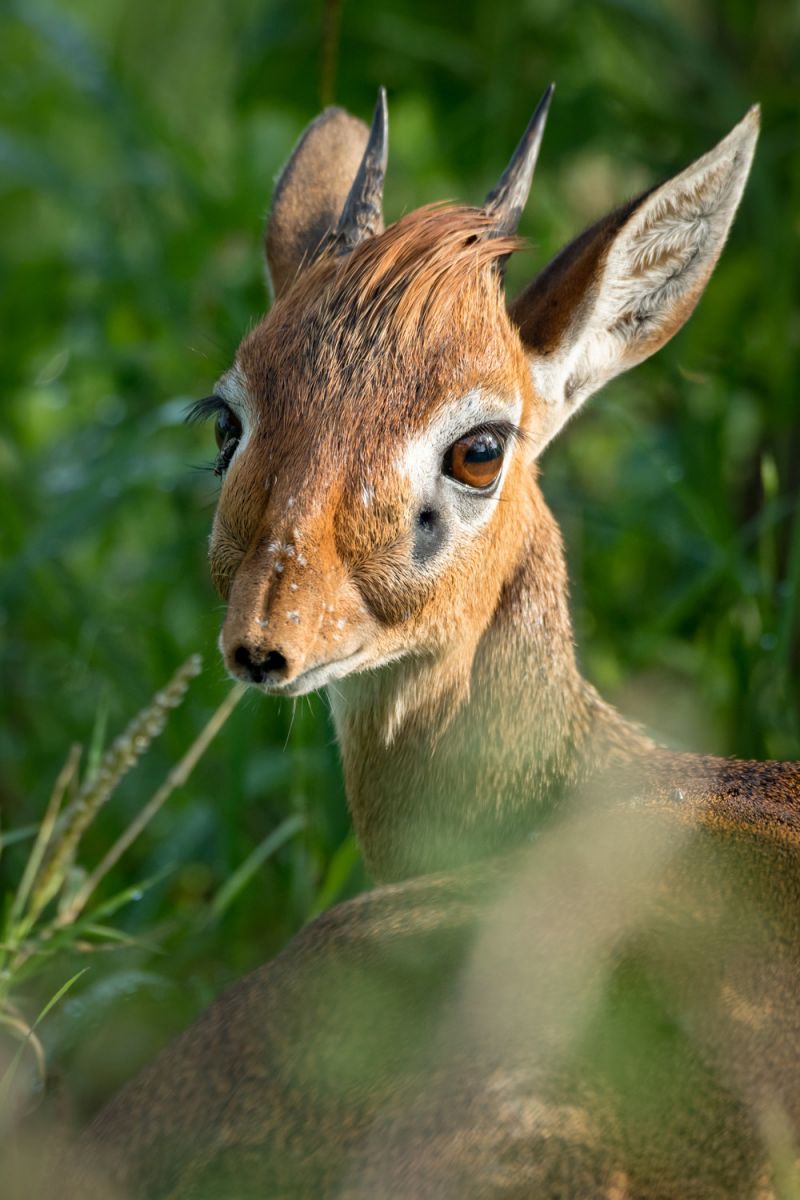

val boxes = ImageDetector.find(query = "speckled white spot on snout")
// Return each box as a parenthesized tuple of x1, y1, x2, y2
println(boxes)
(286, 611, 300, 624)
(275, 562, 284, 574)
(256, 617, 269, 628)
(289, 582, 299, 592)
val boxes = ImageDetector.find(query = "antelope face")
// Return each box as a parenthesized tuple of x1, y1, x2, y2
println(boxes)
(206, 210, 537, 696)
(197, 90, 758, 697)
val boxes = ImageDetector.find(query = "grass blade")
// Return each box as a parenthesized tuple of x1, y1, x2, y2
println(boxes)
(0, 968, 88, 1104)
(59, 683, 243, 925)
(211, 815, 306, 921)
(29, 655, 202, 924)
(6, 745, 81, 938)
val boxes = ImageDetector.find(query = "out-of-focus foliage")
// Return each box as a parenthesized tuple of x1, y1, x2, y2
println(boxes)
(0, 657, 237, 1132)
(0, 0, 797, 1124)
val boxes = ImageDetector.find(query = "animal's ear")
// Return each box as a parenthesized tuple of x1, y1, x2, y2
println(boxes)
(265, 107, 373, 299)
(509, 107, 759, 450)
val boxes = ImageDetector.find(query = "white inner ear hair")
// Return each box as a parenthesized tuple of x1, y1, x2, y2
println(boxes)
(604, 158, 746, 345)
(531, 113, 757, 433)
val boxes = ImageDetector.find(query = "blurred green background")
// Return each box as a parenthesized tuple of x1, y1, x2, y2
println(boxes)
(0, 0, 798, 1125)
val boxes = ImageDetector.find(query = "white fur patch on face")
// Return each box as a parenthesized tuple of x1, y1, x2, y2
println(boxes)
(214, 361, 253, 470)
(217, 361, 248, 407)
(394, 388, 523, 556)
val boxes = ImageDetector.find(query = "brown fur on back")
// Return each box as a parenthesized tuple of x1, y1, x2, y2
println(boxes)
(66, 754, 800, 1199)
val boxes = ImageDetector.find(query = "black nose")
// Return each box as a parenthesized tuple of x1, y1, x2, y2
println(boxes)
(234, 645, 289, 684)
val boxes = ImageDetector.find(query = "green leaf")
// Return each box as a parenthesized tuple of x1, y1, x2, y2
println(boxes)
(0, 967, 88, 1102)
(211, 815, 306, 920)
(85, 867, 174, 924)
(0, 824, 38, 852)
(308, 834, 361, 920)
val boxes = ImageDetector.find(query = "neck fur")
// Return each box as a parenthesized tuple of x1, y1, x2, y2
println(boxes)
(329, 488, 653, 882)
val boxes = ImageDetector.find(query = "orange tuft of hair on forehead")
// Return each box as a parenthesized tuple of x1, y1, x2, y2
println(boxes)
(281, 205, 523, 351)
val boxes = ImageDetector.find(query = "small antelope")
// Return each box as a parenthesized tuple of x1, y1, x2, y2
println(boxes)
(71, 91, 800, 1198)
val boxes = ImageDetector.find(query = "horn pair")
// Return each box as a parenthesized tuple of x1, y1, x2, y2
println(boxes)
(329, 83, 555, 256)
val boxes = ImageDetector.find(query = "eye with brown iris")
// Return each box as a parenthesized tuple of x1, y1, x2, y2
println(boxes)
(443, 429, 505, 490)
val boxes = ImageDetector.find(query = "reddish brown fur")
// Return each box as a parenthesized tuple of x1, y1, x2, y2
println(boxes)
(217, 207, 532, 728)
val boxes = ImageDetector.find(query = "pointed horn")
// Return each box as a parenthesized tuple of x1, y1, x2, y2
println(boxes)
(484, 83, 554, 236)
(331, 87, 388, 255)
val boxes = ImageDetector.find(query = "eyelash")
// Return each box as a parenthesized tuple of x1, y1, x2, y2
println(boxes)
(185, 395, 228, 424)
(458, 419, 524, 447)
(213, 439, 238, 476)
(186, 396, 243, 477)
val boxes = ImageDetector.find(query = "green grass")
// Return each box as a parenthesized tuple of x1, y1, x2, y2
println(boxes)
(0, 0, 798, 1133)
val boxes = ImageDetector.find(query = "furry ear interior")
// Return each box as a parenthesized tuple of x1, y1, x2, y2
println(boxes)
(265, 107, 373, 300)
(509, 107, 760, 451)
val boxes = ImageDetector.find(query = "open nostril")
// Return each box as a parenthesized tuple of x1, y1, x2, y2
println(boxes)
(260, 649, 288, 677)
(234, 645, 289, 684)
(234, 644, 254, 673)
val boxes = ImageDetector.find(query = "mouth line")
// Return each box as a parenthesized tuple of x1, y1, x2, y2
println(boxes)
(257, 648, 367, 697)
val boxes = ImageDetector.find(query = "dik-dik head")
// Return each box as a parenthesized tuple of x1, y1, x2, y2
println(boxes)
(196, 88, 758, 697)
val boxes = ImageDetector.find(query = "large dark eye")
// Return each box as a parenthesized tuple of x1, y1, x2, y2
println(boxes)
(443, 429, 505, 490)
(213, 404, 242, 475)
(214, 405, 241, 451)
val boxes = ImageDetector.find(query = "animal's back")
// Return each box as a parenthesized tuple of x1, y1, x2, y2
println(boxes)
(69, 755, 800, 1199)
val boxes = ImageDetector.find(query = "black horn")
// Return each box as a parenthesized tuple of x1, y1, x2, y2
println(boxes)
(484, 83, 554, 236)
(331, 88, 388, 254)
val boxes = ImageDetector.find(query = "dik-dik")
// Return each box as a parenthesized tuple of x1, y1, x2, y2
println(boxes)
(72, 90, 800, 1198)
